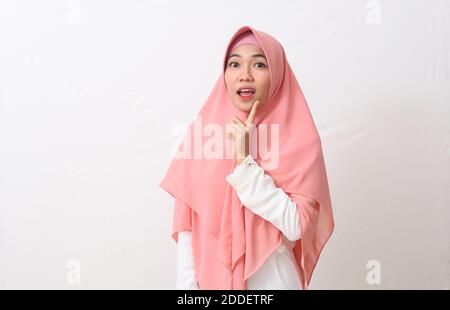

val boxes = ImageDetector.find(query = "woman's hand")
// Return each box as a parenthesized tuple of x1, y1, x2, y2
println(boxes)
(227, 100, 260, 165)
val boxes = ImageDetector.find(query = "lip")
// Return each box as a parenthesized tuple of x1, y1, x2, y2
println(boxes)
(237, 92, 255, 101)
(236, 86, 256, 101)
(237, 86, 256, 92)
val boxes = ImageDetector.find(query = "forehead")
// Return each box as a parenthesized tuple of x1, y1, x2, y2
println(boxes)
(228, 43, 265, 57)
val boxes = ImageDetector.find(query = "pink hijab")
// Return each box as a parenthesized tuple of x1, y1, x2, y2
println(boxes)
(159, 25, 334, 290)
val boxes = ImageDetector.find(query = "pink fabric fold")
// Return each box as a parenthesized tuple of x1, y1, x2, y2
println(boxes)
(229, 31, 261, 50)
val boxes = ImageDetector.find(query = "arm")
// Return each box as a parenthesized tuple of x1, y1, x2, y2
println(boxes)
(226, 155, 302, 241)
(176, 230, 200, 290)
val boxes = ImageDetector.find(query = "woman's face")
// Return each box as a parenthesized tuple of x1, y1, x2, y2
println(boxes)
(224, 44, 270, 113)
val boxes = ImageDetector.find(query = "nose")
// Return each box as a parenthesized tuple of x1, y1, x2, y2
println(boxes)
(239, 66, 254, 82)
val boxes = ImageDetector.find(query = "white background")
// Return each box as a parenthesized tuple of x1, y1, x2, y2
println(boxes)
(0, 0, 449, 289)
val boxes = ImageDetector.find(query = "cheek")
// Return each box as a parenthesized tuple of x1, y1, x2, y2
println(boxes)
(225, 76, 239, 102)
(257, 73, 270, 96)
(224, 72, 234, 92)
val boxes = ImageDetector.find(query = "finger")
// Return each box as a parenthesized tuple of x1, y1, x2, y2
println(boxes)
(232, 120, 247, 134)
(228, 123, 245, 139)
(232, 116, 245, 127)
(245, 100, 260, 125)
(226, 124, 236, 140)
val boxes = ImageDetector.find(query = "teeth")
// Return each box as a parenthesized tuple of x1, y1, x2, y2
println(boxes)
(238, 90, 255, 95)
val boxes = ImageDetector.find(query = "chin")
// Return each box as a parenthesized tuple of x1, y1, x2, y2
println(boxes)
(232, 103, 251, 112)
(232, 98, 258, 112)
(240, 103, 253, 111)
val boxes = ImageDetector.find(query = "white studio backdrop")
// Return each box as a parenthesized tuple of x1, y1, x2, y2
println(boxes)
(0, 0, 449, 289)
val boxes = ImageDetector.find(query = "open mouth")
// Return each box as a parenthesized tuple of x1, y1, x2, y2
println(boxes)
(237, 88, 256, 101)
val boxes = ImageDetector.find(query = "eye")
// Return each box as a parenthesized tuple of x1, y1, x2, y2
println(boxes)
(227, 62, 267, 69)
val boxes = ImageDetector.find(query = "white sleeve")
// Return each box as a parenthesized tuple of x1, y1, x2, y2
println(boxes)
(225, 155, 302, 241)
(176, 231, 200, 290)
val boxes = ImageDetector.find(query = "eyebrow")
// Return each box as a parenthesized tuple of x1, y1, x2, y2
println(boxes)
(227, 53, 267, 60)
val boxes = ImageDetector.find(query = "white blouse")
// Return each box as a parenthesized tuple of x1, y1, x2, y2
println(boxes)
(176, 155, 304, 290)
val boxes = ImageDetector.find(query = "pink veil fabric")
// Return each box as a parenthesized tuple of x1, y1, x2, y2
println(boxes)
(159, 25, 334, 290)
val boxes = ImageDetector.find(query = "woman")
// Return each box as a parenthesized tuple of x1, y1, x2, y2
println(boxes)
(159, 25, 334, 290)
